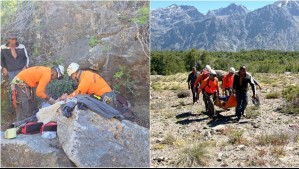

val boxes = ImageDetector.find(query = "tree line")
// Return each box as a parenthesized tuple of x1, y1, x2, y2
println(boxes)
(151, 49, 299, 75)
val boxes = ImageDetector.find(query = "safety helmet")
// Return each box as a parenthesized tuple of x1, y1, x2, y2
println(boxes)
(210, 69, 216, 75)
(53, 65, 65, 80)
(67, 62, 80, 76)
(205, 65, 211, 71)
(229, 67, 235, 73)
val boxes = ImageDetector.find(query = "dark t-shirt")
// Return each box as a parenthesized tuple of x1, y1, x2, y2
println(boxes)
(1, 43, 29, 71)
(187, 71, 198, 86)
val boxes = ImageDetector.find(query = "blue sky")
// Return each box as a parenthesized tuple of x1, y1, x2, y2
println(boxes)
(150, 1, 277, 14)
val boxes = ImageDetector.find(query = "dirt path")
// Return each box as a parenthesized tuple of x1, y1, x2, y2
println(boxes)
(150, 73, 299, 167)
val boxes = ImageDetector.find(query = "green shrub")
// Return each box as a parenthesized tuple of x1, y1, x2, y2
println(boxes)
(89, 36, 99, 48)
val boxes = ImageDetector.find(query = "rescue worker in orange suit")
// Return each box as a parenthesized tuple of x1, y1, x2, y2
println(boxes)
(198, 69, 220, 118)
(193, 65, 211, 105)
(65, 63, 114, 107)
(222, 67, 235, 97)
(11, 65, 65, 121)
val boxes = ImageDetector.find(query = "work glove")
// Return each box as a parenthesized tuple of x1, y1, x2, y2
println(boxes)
(62, 106, 73, 118)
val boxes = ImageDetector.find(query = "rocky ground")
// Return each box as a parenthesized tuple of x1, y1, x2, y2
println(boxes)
(150, 73, 299, 167)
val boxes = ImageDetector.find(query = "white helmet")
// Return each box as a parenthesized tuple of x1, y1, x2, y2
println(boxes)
(205, 65, 211, 71)
(53, 65, 65, 80)
(67, 62, 80, 76)
(210, 69, 216, 75)
(229, 67, 235, 73)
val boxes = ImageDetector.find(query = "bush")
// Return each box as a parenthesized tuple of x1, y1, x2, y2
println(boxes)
(281, 86, 299, 115)
(176, 143, 209, 167)
(177, 91, 190, 98)
(46, 79, 74, 100)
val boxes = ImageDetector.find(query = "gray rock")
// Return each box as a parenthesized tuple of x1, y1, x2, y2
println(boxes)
(236, 145, 246, 151)
(212, 124, 226, 132)
(1, 133, 74, 167)
(57, 108, 150, 167)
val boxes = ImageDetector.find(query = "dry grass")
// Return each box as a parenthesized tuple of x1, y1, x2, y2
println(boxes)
(257, 149, 267, 157)
(161, 133, 176, 145)
(265, 92, 280, 99)
(245, 106, 261, 119)
(271, 146, 286, 158)
(176, 142, 209, 167)
(223, 127, 248, 145)
(256, 133, 289, 146)
(151, 144, 165, 150)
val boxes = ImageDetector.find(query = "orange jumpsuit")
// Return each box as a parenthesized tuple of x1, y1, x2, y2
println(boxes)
(16, 66, 51, 99)
(198, 77, 220, 94)
(194, 70, 210, 89)
(222, 73, 234, 90)
(69, 70, 112, 97)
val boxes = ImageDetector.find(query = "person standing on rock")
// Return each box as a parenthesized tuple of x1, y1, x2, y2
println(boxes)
(193, 65, 211, 104)
(222, 67, 235, 96)
(1, 32, 29, 82)
(187, 67, 199, 104)
(198, 69, 220, 118)
(233, 65, 256, 121)
(11, 65, 65, 121)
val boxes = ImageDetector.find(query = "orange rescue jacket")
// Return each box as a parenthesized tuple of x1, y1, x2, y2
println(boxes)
(69, 70, 112, 97)
(194, 70, 209, 88)
(198, 77, 219, 94)
(222, 73, 234, 90)
(16, 66, 51, 99)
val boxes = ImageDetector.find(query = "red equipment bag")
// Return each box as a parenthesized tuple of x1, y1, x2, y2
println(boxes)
(21, 122, 43, 134)
(40, 122, 57, 133)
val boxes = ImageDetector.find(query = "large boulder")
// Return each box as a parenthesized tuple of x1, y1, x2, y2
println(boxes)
(57, 108, 150, 167)
(1, 133, 74, 167)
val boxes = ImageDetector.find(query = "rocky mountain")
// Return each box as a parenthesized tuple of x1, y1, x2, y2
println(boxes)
(151, 0, 299, 51)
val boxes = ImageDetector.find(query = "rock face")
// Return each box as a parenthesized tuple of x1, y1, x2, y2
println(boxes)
(1, 133, 74, 167)
(56, 108, 150, 167)
(2, 1, 149, 126)
(151, 1, 299, 51)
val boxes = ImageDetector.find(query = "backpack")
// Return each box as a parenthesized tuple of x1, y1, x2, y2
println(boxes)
(20, 122, 43, 134)
(40, 122, 57, 134)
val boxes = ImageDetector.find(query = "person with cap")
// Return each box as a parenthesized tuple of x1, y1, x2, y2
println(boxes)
(222, 67, 235, 96)
(232, 65, 256, 121)
(187, 67, 199, 104)
(11, 65, 65, 121)
(1, 32, 29, 82)
(65, 63, 114, 106)
(198, 69, 220, 118)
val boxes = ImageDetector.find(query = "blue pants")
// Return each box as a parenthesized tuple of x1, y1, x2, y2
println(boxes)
(235, 93, 248, 118)
(8, 69, 22, 82)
